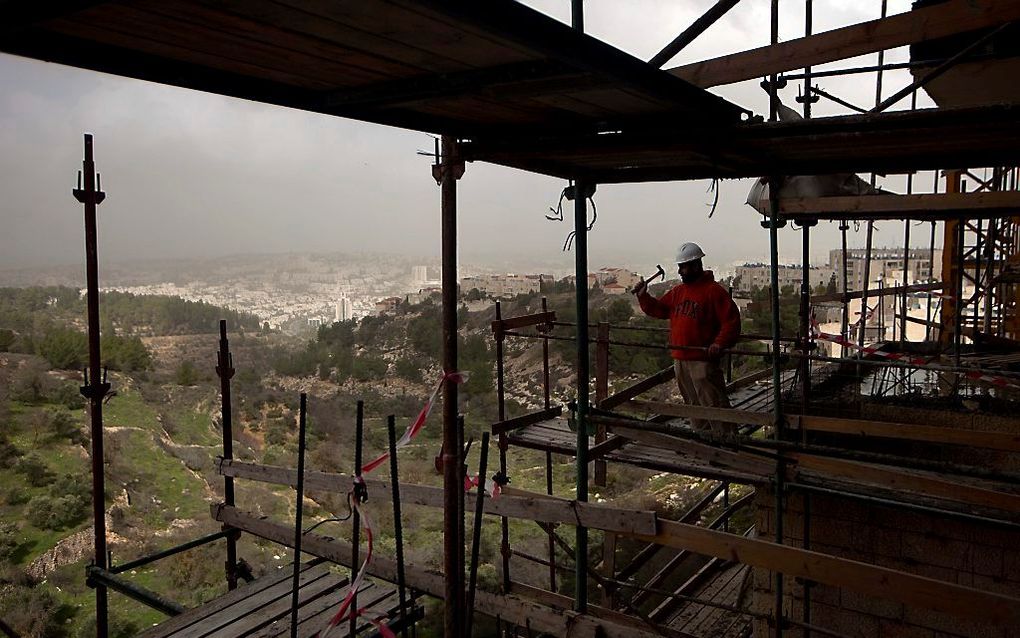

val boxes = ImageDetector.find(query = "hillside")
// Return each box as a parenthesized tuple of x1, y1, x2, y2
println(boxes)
(0, 286, 747, 637)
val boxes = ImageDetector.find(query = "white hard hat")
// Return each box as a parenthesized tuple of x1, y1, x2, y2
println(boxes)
(676, 242, 706, 264)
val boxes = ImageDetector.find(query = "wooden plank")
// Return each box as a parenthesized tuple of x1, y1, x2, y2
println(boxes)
(251, 585, 390, 638)
(779, 192, 1020, 221)
(788, 453, 1020, 514)
(200, 574, 353, 638)
(668, 0, 1020, 87)
(631, 520, 1020, 627)
(606, 425, 773, 480)
(626, 399, 774, 427)
(598, 366, 676, 410)
(510, 582, 691, 638)
(217, 459, 658, 535)
(492, 406, 562, 435)
(589, 434, 628, 459)
(213, 506, 671, 638)
(725, 366, 776, 392)
(492, 310, 556, 332)
(794, 414, 1020, 452)
(811, 281, 943, 303)
(137, 562, 328, 638)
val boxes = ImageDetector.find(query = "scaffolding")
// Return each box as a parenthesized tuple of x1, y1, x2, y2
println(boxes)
(11, 1, 1020, 637)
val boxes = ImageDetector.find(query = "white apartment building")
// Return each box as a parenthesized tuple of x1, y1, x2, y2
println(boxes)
(827, 248, 943, 291)
(461, 274, 546, 298)
(335, 294, 354, 322)
(735, 263, 836, 293)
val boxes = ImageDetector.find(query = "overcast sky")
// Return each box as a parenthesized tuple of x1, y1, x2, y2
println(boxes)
(0, 0, 939, 276)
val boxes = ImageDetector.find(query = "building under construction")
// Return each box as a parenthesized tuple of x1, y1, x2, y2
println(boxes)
(3, 0, 1020, 636)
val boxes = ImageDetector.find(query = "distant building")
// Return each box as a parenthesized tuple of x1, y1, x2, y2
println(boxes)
(460, 273, 544, 298)
(603, 282, 628, 295)
(827, 248, 943, 291)
(375, 296, 402, 313)
(412, 265, 429, 285)
(735, 263, 836, 293)
(595, 267, 641, 290)
(335, 294, 354, 322)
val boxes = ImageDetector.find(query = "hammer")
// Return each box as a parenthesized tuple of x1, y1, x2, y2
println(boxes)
(631, 264, 665, 294)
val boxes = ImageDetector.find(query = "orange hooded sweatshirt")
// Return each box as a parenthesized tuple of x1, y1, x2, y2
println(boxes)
(638, 271, 741, 360)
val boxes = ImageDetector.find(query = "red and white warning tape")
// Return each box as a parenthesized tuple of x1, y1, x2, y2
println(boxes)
(810, 312, 1020, 392)
(320, 370, 475, 637)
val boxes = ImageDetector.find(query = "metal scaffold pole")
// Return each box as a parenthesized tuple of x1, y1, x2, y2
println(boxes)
(437, 134, 465, 638)
(573, 178, 591, 613)
(74, 133, 110, 638)
(216, 320, 239, 591)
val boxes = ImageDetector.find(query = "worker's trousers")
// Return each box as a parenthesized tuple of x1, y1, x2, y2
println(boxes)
(674, 359, 732, 435)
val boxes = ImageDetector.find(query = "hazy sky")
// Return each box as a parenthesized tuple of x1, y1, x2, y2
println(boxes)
(0, 0, 938, 275)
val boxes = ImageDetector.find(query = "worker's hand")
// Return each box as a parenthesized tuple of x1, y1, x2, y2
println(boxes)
(632, 277, 647, 296)
(706, 343, 722, 359)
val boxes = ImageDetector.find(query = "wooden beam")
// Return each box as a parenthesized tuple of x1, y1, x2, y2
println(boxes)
(491, 406, 562, 435)
(589, 434, 629, 459)
(788, 453, 1020, 514)
(213, 505, 670, 638)
(217, 459, 657, 535)
(598, 366, 675, 410)
(491, 311, 556, 332)
(669, 0, 1020, 87)
(604, 424, 772, 483)
(793, 414, 1020, 453)
(778, 192, 1020, 221)
(812, 281, 942, 303)
(626, 399, 774, 427)
(631, 518, 1020, 627)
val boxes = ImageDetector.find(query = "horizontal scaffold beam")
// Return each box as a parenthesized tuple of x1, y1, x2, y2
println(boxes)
(216, 494, 1020, 628)
(213, 505, 669, 638)
(630, 516, 1020, 627)
(216, 459, 657, 535)
(778, 192, 1020, 221)
(792, 414, 1020, 453)
(668, 0, 1020, 87)
(811, 281, 942, 303)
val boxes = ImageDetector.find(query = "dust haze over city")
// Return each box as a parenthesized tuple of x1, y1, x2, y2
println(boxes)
(1, 0, 940, 308)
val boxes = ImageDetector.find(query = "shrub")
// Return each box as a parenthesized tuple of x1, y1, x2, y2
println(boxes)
(26, 492, 88, 530)
(10, 360, 54, 403)
(15, 454, 52, 487)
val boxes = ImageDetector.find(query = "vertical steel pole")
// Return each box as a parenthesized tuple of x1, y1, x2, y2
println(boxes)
(800, 224, 812, 410)
(290, 393, 308, 638)
(927, 221, 936, 342)
(494, 301, 511, 593)
(768, 1, 784, 634)
(387, 415, 410, 638)
(75, 134, 109, 638)
(571, 0, 589, 615)
(840, 224, 850, 356)
(594, 321, 609, 487)
(541, 299, 555, 592)
(439, 135, 464, 638)
(350, 401, 364, 638)
(573, 180, 591, 613)
(542, 297, 552, 409)
(466, 432, 490, 638)
(216, 320, 238, 590)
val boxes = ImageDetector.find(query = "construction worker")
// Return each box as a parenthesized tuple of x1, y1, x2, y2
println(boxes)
(633, 242, 741, 434)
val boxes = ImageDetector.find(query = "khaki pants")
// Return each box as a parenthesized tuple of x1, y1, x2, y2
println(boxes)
(674, 359, 732, 435)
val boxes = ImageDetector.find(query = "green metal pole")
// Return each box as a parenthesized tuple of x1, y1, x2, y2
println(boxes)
(573, 178, 590, 613)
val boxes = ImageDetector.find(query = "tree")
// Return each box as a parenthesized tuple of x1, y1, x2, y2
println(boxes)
(605, 298, 633, 324)
(10, 359, 54, 403)
(37, 325, 87, 369)
(174, 360, 200, 386)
